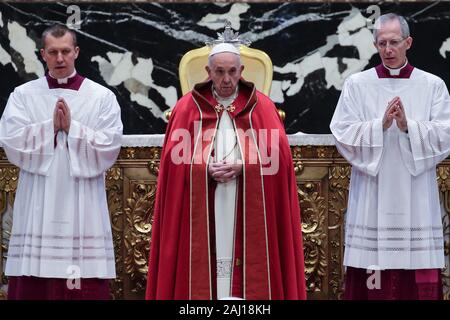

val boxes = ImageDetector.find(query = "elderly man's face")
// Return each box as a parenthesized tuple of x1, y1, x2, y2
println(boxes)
(206, 52, 244, 98)
(40, 33, 79, 79)
(374, 19, 412, 69)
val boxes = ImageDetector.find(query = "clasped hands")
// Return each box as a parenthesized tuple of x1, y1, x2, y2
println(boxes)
(208, 160, 243, 184)
(382, 96, 408, 132)
(53, 98, 71, 134)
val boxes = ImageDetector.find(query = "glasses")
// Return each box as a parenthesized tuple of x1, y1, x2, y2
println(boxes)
(376, 38, 406, 49)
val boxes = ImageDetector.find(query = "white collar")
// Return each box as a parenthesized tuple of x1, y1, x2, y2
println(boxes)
(49, 69, 77, 84)
(383, 60, 408, 76)
(212, 85, 239, 107)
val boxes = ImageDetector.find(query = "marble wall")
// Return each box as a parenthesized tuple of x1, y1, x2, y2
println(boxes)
(0, 2, 449, 134)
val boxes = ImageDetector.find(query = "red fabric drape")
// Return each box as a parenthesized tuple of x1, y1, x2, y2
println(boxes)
(146, 79, 306, 300)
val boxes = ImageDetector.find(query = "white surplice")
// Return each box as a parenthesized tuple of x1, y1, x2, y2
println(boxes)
(330, 67, 450, 269)
(0, 76, 123, 278)
(212, 89, 241, 299)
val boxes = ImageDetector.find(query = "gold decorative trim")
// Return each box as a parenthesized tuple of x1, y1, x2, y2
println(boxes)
(437, 166, 450, 300)
(299, 182, 327, 294)
(0, 168, 19, 193)
(0, 147, 447, 299)
(328, 165, 351, 300)
(106, 166, 124, 299)
(124, 183, 155, 295)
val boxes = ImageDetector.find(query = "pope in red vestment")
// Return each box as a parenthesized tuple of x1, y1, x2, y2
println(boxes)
(146, 43, 306, 300)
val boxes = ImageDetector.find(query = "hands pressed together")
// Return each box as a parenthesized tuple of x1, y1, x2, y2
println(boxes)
(208, 160, 243, 184)
(382, 96, 408, 132)
(53, 98, 71, 134)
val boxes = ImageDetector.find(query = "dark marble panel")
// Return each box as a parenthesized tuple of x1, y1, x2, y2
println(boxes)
(0, 2, 449, 134)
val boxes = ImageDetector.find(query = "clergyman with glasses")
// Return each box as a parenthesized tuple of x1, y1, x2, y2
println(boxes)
(330, 13, 450, 299)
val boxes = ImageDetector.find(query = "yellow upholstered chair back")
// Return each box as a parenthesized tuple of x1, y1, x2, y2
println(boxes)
(179, 45, 273, 96)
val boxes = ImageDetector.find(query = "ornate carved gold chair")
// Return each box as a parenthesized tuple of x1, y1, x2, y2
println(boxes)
(178, 45, 273, 96)
(167, 44, 285, 121)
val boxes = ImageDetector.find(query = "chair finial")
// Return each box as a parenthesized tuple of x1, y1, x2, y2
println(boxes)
(205, 21, 251, 47)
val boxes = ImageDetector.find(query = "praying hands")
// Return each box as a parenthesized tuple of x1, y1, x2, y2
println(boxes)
(53, 98, 71, 134)
(208, 160, 243, 183)
(382, 96, 408, 132)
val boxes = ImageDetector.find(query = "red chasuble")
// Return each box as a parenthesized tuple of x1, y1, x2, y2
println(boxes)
(146, 79, 306, 300)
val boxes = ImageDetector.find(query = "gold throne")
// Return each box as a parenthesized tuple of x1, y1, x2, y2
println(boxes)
(167, 43, 285, 122)
(179, 45, 273, 96)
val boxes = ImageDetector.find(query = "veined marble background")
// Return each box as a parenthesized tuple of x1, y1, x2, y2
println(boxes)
(0, 2, 449, 134)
